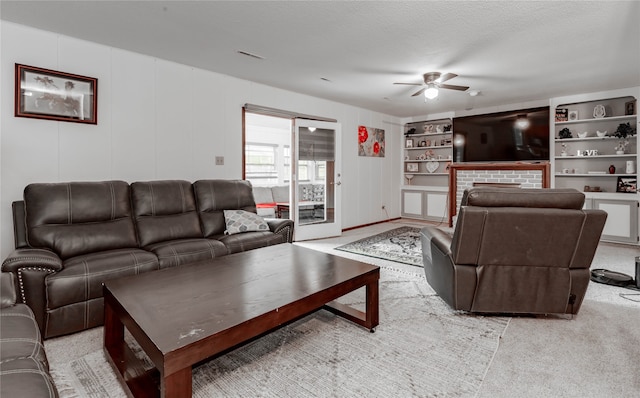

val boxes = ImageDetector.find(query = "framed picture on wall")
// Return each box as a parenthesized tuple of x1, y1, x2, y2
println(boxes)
(15, 64, 98, 124)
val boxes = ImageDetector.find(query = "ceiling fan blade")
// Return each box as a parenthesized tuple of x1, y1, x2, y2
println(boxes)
(436, 73, 458, 83)
(394, 82, 424, 86)
(439, 83, 469, 91)
(411, 88, 426, 97)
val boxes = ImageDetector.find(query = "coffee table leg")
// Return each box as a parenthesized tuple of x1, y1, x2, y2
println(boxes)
(161, 368, 192, 398)
(104, 293, 125, 373)
(323, 275, 380, 332)
(365, 278, 379, 332)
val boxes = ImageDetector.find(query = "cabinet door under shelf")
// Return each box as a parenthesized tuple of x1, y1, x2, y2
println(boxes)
(401, 189, 448, 221)
(592, 198, 639, 244)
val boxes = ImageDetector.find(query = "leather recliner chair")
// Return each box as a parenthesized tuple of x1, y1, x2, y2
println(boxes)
(420, 187, 607, 315)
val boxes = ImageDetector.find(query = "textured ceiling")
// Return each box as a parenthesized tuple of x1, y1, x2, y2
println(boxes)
(2, 1, 639, 117)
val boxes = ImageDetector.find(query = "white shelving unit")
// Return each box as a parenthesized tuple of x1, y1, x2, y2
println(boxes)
(551, 88, 639, 244)
(401, 118, 453, 221)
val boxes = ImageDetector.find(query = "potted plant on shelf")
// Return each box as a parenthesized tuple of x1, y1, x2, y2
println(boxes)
(613, 122, 636, 154)
(558, 128, 572, 139)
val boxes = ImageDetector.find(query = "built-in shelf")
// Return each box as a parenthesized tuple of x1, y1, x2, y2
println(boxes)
(556, 114, 636, 126)
(555, 173, 637, 177)
(406, 132, 452, 138)
(557, 136, 633, 142)
(405, 159, 452, 163)
(555, 154, 637, 159)
(552, 91, 639, 245)
(405, 145, 452, 150)
(405, 172, 448, 176)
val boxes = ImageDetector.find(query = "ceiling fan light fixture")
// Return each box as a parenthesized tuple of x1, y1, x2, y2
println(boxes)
(424, 85, 439, 99)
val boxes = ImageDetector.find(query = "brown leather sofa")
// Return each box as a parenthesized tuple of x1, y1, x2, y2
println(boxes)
(420, 187, 607, 315)
(0, 272, 58, 397)
(2, 179, 293, 338)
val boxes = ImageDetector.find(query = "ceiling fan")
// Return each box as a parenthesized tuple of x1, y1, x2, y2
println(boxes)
(394, 72, 469, 99)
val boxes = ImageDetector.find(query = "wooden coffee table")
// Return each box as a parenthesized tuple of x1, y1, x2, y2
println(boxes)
(103, 243, 379, 398)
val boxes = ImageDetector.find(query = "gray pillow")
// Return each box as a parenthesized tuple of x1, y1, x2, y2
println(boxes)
(223, 210, 269, 235)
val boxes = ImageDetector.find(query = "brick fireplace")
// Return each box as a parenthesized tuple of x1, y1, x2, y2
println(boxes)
(448, 162, 551, 226)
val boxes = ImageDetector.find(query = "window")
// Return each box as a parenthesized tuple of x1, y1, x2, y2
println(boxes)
(315, 162, 326, 181)
(245, 143, 278, 185)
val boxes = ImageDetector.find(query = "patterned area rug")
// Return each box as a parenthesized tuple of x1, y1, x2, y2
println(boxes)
(335, 226, 423, 267)
(48, 267, 509, 398)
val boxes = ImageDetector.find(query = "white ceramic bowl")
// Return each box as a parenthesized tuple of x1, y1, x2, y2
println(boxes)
(596, 130, 607, 137)
(578, 131, 588, 138)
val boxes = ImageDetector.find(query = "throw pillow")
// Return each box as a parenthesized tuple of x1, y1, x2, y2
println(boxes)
(223, 210, 269, 235)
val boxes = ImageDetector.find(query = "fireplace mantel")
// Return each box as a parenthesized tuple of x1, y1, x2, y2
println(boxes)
(448, 162, 551, 226)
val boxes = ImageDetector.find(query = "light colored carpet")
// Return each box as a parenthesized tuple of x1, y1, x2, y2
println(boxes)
(297, 220, 640, 397)
(477, 299, 640, 398)
(45, 220, 640, 397)
(335, 226, 423, 267)
(46, 266, 509, 398)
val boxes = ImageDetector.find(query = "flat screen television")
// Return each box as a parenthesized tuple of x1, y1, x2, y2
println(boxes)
(452, 107, 550, 162)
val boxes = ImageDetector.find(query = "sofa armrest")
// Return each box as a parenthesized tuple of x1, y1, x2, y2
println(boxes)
(2, 249, 63, 334)
(2, 248, 63, 274)
(266, 218, 294, 243)
(1, 272, 17, 308)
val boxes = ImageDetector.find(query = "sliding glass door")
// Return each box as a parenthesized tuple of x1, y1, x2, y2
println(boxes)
(243, 111, 342, 241)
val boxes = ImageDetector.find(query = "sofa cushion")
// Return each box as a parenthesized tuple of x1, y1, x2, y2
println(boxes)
(47, 248, 159, 310)
(131, 180, 203, 247)
(271, 185, 289, 203)
(299, 183, 314, 201)
(145, 238, 228, 268)
(23, 181, 138, 260)
(0, 357, 58, 398)
(252, 186, 274, 204)
(256, 205, 276, 218)
(223, 210, 269, 235)
(193, 180, 257, 238)
(0, 304, 47, 365)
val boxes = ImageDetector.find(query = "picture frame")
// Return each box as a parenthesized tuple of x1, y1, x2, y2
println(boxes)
(555, 108, 568, 122)
(405, 138, 413, 148)
(15, 64, 98, 124)
(616, 176, 637, 193)
(406, 162, 419, 172)
(568, 110, 578, 121)
(625, 100, 636, 116)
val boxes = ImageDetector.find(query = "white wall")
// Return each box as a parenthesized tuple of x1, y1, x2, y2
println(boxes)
(0, 21, 401, 258)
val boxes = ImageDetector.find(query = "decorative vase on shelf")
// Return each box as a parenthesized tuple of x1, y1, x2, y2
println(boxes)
(609, 165, 616, 174)
(405, 174, 414, 185)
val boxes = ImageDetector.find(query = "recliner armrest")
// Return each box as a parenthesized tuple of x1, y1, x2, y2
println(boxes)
(420, 226, 452, 261)
(2, 248, 63, 274)
(1, 272, 17, 308)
